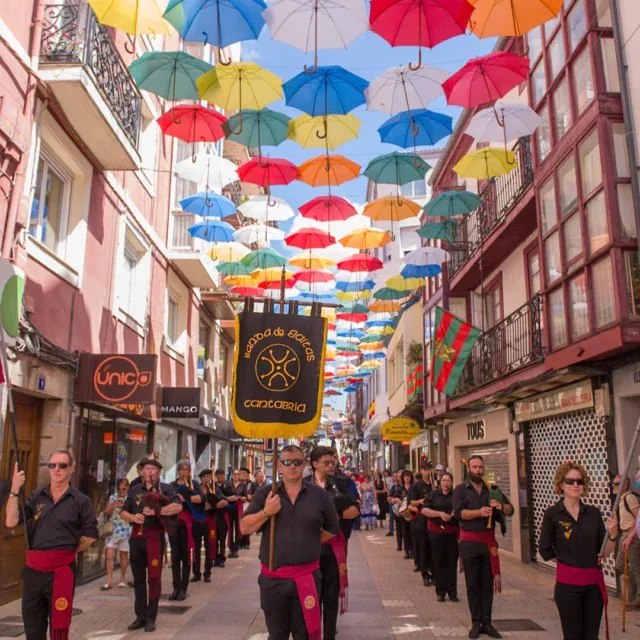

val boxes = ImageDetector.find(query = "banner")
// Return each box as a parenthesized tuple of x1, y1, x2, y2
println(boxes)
(381, 417, 420, 442)
(231, 309, 328, 439)
(407, 363, 424, 401)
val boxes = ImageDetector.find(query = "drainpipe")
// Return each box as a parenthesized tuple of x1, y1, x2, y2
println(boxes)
(609, 0, 640, 263)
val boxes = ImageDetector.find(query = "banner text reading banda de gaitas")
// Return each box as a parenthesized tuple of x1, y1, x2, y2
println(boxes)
(232, 310, 328, 439)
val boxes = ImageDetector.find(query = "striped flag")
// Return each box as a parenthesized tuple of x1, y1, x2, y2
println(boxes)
(430, 307, 481, 395)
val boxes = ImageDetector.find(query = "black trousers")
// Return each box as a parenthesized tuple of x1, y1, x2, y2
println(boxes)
(429, 532, 458, 598)
(320, 546, 340, 640)
(192, 521, 213, 578)
(259, 570, 322, 640)
(215, 513, 228, 562)
(241, 533, 251, 548)
(460, 540, 493, 625)
(22, 561, 77, 640)
(169, 519, 191, 591)
(554, 582, 604, 640)
(130, 537, 164, 623)
(397, 517, 412, 553)
(411, 515, 432, 578)
(227, 509, 240, 552)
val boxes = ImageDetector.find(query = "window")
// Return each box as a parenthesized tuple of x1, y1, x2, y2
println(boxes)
(553, 78, 571, 141)
(401, 179, 427, 198)
(394, 343, 404, 390)
(218, 341, 228, 386)
(592, 256, 616, 327)
(549, 287, 567, 347)
(612, 123, 630, 178)
(528, 250, 541, 295)
(558, 155, 578, 216)
(541, 178, 557, 233)
(624, 252, 640, 315)
(545, 232, 562, 284)
(586, 191, 608, 253)
(528, 26, 543, 62)
(569, 274, 589, 338)
(545, 16, 559, 38)
(567, 2, 587, 52)
(596, 1, 612, 27)
(572, 46, 594, 114)
(579, 131, 601, 196)
(483, 282, 502, 328)
(121, 248, 138, 316)
(139, 107, 158, 190)
(532, 62, 546, 105)
(198, 323, 210, 380)
(117, 224, 150, 326)
(548, 31, 565, 81)
(167, 297, 179, 346)
(563, 214, 582, 264)
(173, 139, 199, 208)
(617, 184, 637, 239)
(601, 39, 620, 93)
(536, 105, 552, 162)
(29, 153, 71, 255)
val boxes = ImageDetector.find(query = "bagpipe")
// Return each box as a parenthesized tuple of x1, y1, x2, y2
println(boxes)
(137, 483, 178, 536)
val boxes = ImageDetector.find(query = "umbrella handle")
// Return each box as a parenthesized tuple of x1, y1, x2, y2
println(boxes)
(219, 47, 232, 66)
(304, 1, 319, 75)
(231, 100, 243, 135)
(410, 116, 420, 138)
(258, 153, 270, 169)
(316, 117, 328, 140)
(170, 105, 182, 125)
(408, 47, 422, 71)
(499, 113, 517, 166)
(124, 36, 136, 55)
(325, 154, 331, 172)
(413, 155, 423, 169)
(408, 6, 422, 71)
(267, 186, 276, 207)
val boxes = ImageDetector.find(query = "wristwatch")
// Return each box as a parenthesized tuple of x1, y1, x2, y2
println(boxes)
(262, 508, 271, 518)
(9, 492, 19, 498)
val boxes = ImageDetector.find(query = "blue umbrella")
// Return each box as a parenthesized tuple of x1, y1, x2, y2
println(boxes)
(283, 66, 369, 116)
(401, 263, 442, 279)
(188, 219, 235, 242)
(335, 279, 375, 292)
(336, 329, 364, 338)
(163, 0, 266, 48)
(365, 319, 395, 328)
(344, 385, 360, 393)
(180, 192, 236, 217)
(378, 109, 453, 148)
(363, 351, 387, 360)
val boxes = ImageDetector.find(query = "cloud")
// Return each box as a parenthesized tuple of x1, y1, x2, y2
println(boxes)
(241, 46, 261, 62)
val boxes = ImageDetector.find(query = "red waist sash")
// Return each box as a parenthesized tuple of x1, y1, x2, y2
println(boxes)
(261, 561, 321, 640)
(205, 512, 218, 560)
(427, 519, 459, 536)
(132, 524, 164, 599)
(26, 550, 76, 640)
(556, 563, 609, 640)
(325, 532, 349, 614)
(460, 530, 500, 575)
(177, 511, 195, 565)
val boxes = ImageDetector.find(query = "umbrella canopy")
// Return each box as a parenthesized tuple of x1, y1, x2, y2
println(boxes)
(453, 147, 518, 180)
(337, 254, 384, 272)
(233, 224, 285, 244)
(88, 0, 170, 35)
(241, 247, 287, 269)
(188, 219, 235, 242)
(363, 152, 430, 185)
(237, 157, 298, 186)
(340, 227, 393, 250)
(238, 195, 295, 222)
(208, 242, 250, 262)
(335, 289, 371, 301)
(283, 66, 369, 115)
(163, 0, 266, 47)
(417, 220, 458, 242)
(285, 227, 336, 250)
(335, 279, 375, 292)
(215, 260, 252, 276)
(292, 269, 335, 284)
(252, 267, 292, 281)
(338, 312, 368, 322)
(225, 274, 256, 287)
(424, 190, 482, 217)
(401, 263, 441, 278)
(287, 114, 362, 150)
(386, 275, 425, 290)
(369, 300, 401, 313)
(403, 245, 449, 266)
(175, 151, 238, 187)
(223, 108, 290, 147)
(297, 155, 361, 187)
(157, 105, 227, 142)
(359, 341, 384, 351)
(364, 196, 422, 222)
(378, 109, 453, 148)
(288, 254, 336, 269)
(359, 359, 383, 369)
(373, 286, 407, 300)
(258, 277, 296, 290)
(230, 285, 264, 297)
(299, 196, 358, 223)
(179, 192, 236, 217)
(465, 103, 542, 143)
(470, 0, 563, 38)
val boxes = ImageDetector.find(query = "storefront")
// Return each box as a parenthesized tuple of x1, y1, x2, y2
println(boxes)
(232, 437, 266, 472)
(409, 429, 438, 470)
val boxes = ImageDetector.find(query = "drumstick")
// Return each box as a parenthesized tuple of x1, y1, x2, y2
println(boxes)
(623, 547, 628, 632)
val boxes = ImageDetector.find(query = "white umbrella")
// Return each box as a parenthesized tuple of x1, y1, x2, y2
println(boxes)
(466, 103, 542, 143)
(175, 152, 238, 188)
(403, 246, 449, 267)
(294, 280, 336, 293)
(233, 224, 285, 245)
(366, 65, 451, 114)
(238, 196, 296, 222)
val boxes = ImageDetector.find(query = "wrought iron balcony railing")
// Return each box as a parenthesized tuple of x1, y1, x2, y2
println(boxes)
(40, 1, 141, 147)
(453, 294, 544, 397)
(448, 137, 534, 278)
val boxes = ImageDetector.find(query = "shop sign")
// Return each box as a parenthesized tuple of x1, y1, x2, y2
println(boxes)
(75, 354, 157, 404)
(466, 419, 486, 441)
(381, 417, 420, 442)
(126, 430, 146, 443)
(412, 430, 431, 448)
(230, 436, 265, 446)
(515, 381, 594, 422)
(161, 387, 201, 418)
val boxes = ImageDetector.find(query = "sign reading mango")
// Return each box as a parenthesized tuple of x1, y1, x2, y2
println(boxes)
(381, 417, 421, 442)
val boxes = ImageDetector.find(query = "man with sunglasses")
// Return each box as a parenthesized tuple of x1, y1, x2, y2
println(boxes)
(241, 445, 339, 640)
(6, 450, 98, 640)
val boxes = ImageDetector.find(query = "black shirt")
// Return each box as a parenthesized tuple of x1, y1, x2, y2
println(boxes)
(123, 482, 179, 529)
(244, 482, 339, 570)
(171, 479, 205, 514)
(453, 481, 512, 532)
(426, 489, 458, 528)
(130, 477, 143, 489)
(308, 474, 359, 541)
(538, 499, 606, 569)
(25, 485, 99, 550)
(408, 480, 433, 510)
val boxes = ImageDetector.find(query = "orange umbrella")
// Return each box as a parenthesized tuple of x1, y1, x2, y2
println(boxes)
(369, 300, 401, 313)
(297, 154, 361, 187)
(470, 0, 563, 39)
(364, 196, 422, 222)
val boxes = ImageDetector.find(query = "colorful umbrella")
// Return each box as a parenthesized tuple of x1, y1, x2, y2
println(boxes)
(401, 263, 441, 278)
(340, 227, 393, 250)
(252, 267, 292, 281)
(373, 286, 407, 300)
(288, 254, 336, 269)
(370, 0, 475, 70)
(157, 106, 227, 151)
(359, 341, 384, 351)
(359, 359, 383, 369)
(453, 147, 517, 179)
(417, 220, 458, 242)
(175, 151, 238, 188)
(230, 285, 265, 297)
(465, 103, 542, 147)
(378, 109, 453, 147)
(369, 300, 401, 313)
(338, 312, 368, 323)
(297, 155, 361, 187)
(470, 0, 563, 39)
(337, 254, 384, 272)
(338, 303, 368, 314)
(208, 242, 250, 262)
(364, 151, 430, 184)
(233, 224, 285, 244)
(225, 274, 256, 287)
(238, 196, 295, 222)
(188, 219, 235, 242)
(241, 247, 287, 269)
(237, 157, 298, 186)
(292, 269, 335, 285)
(287, 114, 362, 150)
(335, 279, 375, 292)
(424, 190, 482, 217)
(364, 197, 422, 222)
(335, 289, 371, 302)
(223, 108, 291, 148)
(215, 261, 252, 276)
(285, 227, 336, 250)
(299, 196, 358, 223)
(180, 192, 236, 217)
(386, 275, 425, 291)
(403, 245, 449, 268)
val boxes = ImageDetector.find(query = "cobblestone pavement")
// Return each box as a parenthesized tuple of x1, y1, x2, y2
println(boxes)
(1, 527, 639, 639)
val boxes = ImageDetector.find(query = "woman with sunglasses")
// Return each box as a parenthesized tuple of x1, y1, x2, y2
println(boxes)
(539, 461, 617, 640)
(102, 478, 131, 590)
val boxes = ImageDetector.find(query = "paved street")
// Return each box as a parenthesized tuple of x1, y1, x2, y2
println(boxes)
(1, 528, 638, 639)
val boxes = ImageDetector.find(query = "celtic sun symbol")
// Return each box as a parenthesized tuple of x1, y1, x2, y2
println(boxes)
(256, 344, 300, 392)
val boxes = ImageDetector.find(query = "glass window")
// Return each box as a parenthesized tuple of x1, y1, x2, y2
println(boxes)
(572, 46, 594, 114)
(549, 287, 567, 347)
(121, 249, 137, 316)
(528, 26, 543, 62)
(219, 341, 228, 385)
(586, 191, 609, 253)
(545, 231, 562, 284)
(579, 131, 602, 195)
(541, 178, 557, 233)
(592, 256, 617, 327)
(155, 424, 179, 483)
(401, 179, 426, 197)
(601, 38, 621, 92)
(545, 16, 560, 38)
(563, 214, 582, 262)
(553, 77, 571, 141)
(558, 155, 578, 216)
(197, 323, 209, 380)
(617, 184, 637, 239)
(612, 123, 630, 178)
(167, 297, 179, 345)
(536, 105, 552, 162)
(528, 251, 541, 295)
(548, 32, 565, 80)
(532, 61, 546, 105)
(567, 1, 587, 52)
(597, 1, 612, 27)
(569, 273, 589, 338)
(625, 252, 640, 315)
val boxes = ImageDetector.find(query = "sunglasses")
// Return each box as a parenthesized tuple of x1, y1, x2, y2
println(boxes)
(280, 459, 305, 467)
(563, 477, 585, 486)
(48, 463, 69, 470)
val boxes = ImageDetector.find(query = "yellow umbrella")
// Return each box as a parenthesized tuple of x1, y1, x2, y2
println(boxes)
(340, 227, 393, 250)
(335, 290, 371, 302)
(453, 147, 517, 180)
(369, 300, 401, 313)
(224, 275, 256, 287)
(386, 275, 426, 291)
(208, 242, 250, 262)
(251, 267, 292, 281)
(287, 114, 362, 150)
(360, 360, 383, 370)
(302, 307, 337, 321)
(366, 326, 395, 335)
(288, 254, 336, 269)
(359, 342, 384, 351)
(364, 197, 422, 222)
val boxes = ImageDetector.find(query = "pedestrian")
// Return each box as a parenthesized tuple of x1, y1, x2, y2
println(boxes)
(121, 458, 182, 632)
(102, 478, 131, 590)
(358, 473, 377, 530)
(539, 460, 617, 640)
(344, 470, 361, 532)
(6, 451, 98, 640)
(214, 469, 231, 567)
(308, 446, 359, 640)
(408, 463, 433, 587)
(453, 455, 513, 639)
(129, 461, 145, 489)
(241, 444, 340, 640)
(616, 471, 640, 610)
(240, 467, 253, 549)
(374, 471, 388, 530)
(170, 459, 204, 601)
(226, 469, 248, 557)
(386, 472, 399, 537)
(395, 470, 414, 559)
(423, 472, 459, 602)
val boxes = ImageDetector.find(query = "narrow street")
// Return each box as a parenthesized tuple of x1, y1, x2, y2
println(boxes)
(1, 528, 638, 639)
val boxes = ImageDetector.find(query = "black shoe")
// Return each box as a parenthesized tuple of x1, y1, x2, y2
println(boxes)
(481, 624, 502, 639)
(386, 532, 393, 537)
(168, 590, 179, 601)
(191, 575, 201, 583)
(413, 567, 420, 572)
(176, 589, 187, 601)
(437, 595, 446, 602)
(218, 559, 226, 568)
(144, 622, 156, 633)
(423, 577, 432, 587)
(403, 552, 411, 559)
(128, 620, 146, 631)
(229, 551, 239, 558)
(449, 595, 459, 603)
(204, 575, 211, 583)
(397, 547, 403, 552)
(468, 623, 482, 639)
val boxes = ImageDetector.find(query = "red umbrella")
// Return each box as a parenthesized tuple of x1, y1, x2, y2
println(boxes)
(299, 196, 358, 223)
(230, 286, 264, 297)
(292, 269, 335, 284)
(324, 389, 343, 396)
(370, 0, 475, 70)
(337, 351, 362, 357)
(337, 312, 368, 322)
(259, 278, 297, 290)
(157, 105, 227, 142)
(328, 323, 336, 330)
(337, 254, 384, 272)
(237, 157, 298, 187)
(285, 227, 336, 250)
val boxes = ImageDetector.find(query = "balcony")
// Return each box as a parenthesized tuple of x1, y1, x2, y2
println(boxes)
(40, 2, 141, 170)
(448, 137, 535, 289)
(453, 294, 544, 397)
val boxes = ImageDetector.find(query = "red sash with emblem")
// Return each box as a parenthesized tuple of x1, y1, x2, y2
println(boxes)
(326, 531, 349, 613)
(26, 549, 76, 640)
(460, 530, 500, 575)
(205, 512, 218, 560)
(132, 524, 164, 599)
(178, 511, 195, 564)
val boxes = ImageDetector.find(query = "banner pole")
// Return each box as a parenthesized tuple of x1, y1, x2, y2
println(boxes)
(268, 438, 278, 571)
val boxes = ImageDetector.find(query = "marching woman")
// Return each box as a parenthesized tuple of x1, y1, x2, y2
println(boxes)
(539, 461, 617, 640)
(391, 470, 414, 559)
(423, 472, 459, 602)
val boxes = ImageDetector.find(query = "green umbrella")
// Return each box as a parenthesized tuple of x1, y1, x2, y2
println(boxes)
(338, 302, 369, 314)
(417, 220, 458, 242)
(360, 334, 383, 343)
(363, 151, 431, 185)
(423, 190, 483, 218)
(223, 108, 291, 148)
(373, 287, 406, 301)
(240, 247, 287, 270)
(215, 261, 251, 277)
